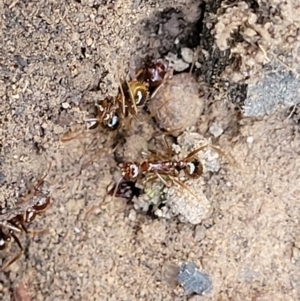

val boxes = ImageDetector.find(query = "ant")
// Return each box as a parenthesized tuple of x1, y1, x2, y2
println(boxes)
(0, 177, 51, 271)
(118, 144, 204, 185)
(83, 58, 169, 132)
(84, 75, 145, 132)
(113, 136, 227, 203)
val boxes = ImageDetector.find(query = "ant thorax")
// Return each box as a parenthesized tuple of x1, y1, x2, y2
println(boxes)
(146, 161, 180, 176)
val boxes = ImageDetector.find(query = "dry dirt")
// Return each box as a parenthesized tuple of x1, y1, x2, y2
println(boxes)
(1, 0, 300, 300)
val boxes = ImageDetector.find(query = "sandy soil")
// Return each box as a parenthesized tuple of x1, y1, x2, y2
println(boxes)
(1, 0, 300, 300)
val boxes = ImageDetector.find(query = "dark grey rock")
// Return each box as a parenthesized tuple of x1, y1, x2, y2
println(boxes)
(177, 262, 212, 295)
(244, 62, 300, 117)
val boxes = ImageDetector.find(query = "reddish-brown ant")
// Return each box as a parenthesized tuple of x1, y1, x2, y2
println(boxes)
(113, 136, 231, 203)
(68, 58, 169, 136)
(84, 65, 153, 132)
(0, 176, 51, 271)
(118, 144, 205, 185)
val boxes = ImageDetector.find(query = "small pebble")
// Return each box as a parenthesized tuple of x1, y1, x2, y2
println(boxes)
(194, 225, 206, 241)
(177, 262, 212, 295)
(181, 47, 194, 63)
(247, 136, 254, 144)
(62, 102, 70, 109)
(167, 52, 189, 72)
(74, 227, 81, 233)
(209, 122, 223, 138)
(128, 209, 136, 221)
(86, 38, 93, 46)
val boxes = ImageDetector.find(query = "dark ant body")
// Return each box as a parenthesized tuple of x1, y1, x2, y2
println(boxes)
(137, 58, 169, 89)
(107, 180, 141, 201)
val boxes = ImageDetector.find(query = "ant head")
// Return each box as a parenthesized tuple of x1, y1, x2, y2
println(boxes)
(145, 58, 169, 87)
(32, 196, 51, 213)
(118, 162, 139, 181)
(184, 159, 203, 179)
(106, 113, 120, 131)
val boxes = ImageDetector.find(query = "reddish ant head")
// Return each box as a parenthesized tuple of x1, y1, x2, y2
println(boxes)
(118, 162, 140, 181)
(104, 113, 120, 131)
(144, 58, 169, 87)
(86, 99, 121, 131)
(33, 196, 50, 211)
(183, 159, 203, 179)
(25, 196, 51, 223)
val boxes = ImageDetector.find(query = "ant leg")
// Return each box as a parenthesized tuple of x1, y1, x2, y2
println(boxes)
(144, 149, 164, 161)
(118, 75, 127, 116)
(208, 145, 238, 167)
(162, 134, 174, 158)
(171, 177, 203, 204)
(84, 118, 100, 130)
(155, 173, 173, 188)
(183, 144, 237, 168)
(84, 175, 125, 219)
(182, 145, 209, 161)
(142, 175, 158, 186)
(1, 233, 23, 271)
(135, 68, 144, 80)
(33, 161, 52, 193)
(26, 227, 49, 238)
(7, 218, 29, 235)
(129, 113, 142, 125)
(149, 81, 165, 100)
(80, 142, 120, 171)
(6, 223, 22, 233)
(60, 128, 85, 143)
(125, 79, 138, 116)
(189, 46, 200, 74)
(142, 172, 172, 187)
(107, 177, 124, 201)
